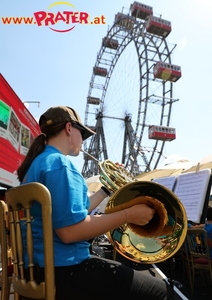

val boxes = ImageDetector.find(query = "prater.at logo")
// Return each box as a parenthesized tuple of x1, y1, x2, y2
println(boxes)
(34, 1, 106, 32)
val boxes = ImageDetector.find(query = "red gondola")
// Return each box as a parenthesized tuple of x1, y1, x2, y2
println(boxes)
(131, 1, 153, 20)
(87, 97, 100, 105)
(145, 15, 171, 37)
(148, 125, 176, 141)
(115, 13, 134, 30)
(153, 61, 182, 82)
(93, 67, 108, 77)
(102, 37, 119, 49)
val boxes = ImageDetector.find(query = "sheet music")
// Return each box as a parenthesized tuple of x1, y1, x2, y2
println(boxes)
(173, 168, 211, 223)
(152, 176, 177, 191)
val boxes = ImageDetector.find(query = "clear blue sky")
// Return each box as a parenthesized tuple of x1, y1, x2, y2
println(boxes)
(1, 0, 212, 171)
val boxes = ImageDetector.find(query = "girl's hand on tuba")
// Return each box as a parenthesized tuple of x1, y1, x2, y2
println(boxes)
(126, 204, 155, 226)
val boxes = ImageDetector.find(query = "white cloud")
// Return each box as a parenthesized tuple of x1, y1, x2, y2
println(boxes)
(177, 37, 188, 51)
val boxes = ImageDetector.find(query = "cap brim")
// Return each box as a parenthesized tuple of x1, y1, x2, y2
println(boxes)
(77, 122, 96, 140)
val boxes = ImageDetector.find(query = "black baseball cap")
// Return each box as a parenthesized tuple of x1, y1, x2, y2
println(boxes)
(39, 106, 95, 140)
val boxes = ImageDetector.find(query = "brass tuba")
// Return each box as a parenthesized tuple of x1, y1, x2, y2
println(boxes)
(83, 151, 187, 264)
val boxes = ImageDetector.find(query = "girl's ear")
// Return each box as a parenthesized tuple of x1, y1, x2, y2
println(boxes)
(65, 122, 72, 134)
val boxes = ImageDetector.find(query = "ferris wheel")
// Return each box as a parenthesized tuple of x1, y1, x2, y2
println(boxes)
(81, 2, 181, 178)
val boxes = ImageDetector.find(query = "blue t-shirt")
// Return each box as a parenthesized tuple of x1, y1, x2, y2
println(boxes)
(204, 223, 212, 259)
(188, 222, 212, 258)
(21, 145, 90, 267)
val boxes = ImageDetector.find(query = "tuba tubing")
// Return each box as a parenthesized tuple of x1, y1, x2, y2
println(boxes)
(82, 149, 187, 264)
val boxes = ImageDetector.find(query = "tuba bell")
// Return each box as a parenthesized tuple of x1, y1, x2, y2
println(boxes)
(83, 151, 187, 264)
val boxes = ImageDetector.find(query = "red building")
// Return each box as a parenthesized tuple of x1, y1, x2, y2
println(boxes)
(0, 74, 40, 188)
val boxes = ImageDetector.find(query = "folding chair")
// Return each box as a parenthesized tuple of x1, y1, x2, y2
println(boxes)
(0, 200, 14, 300)
(186, 228, 212, 294)
(5, 182, 55, 300)
(179, 235, 193, 291)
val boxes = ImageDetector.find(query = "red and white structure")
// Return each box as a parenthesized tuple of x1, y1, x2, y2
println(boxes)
(148, 125, 176, 141)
